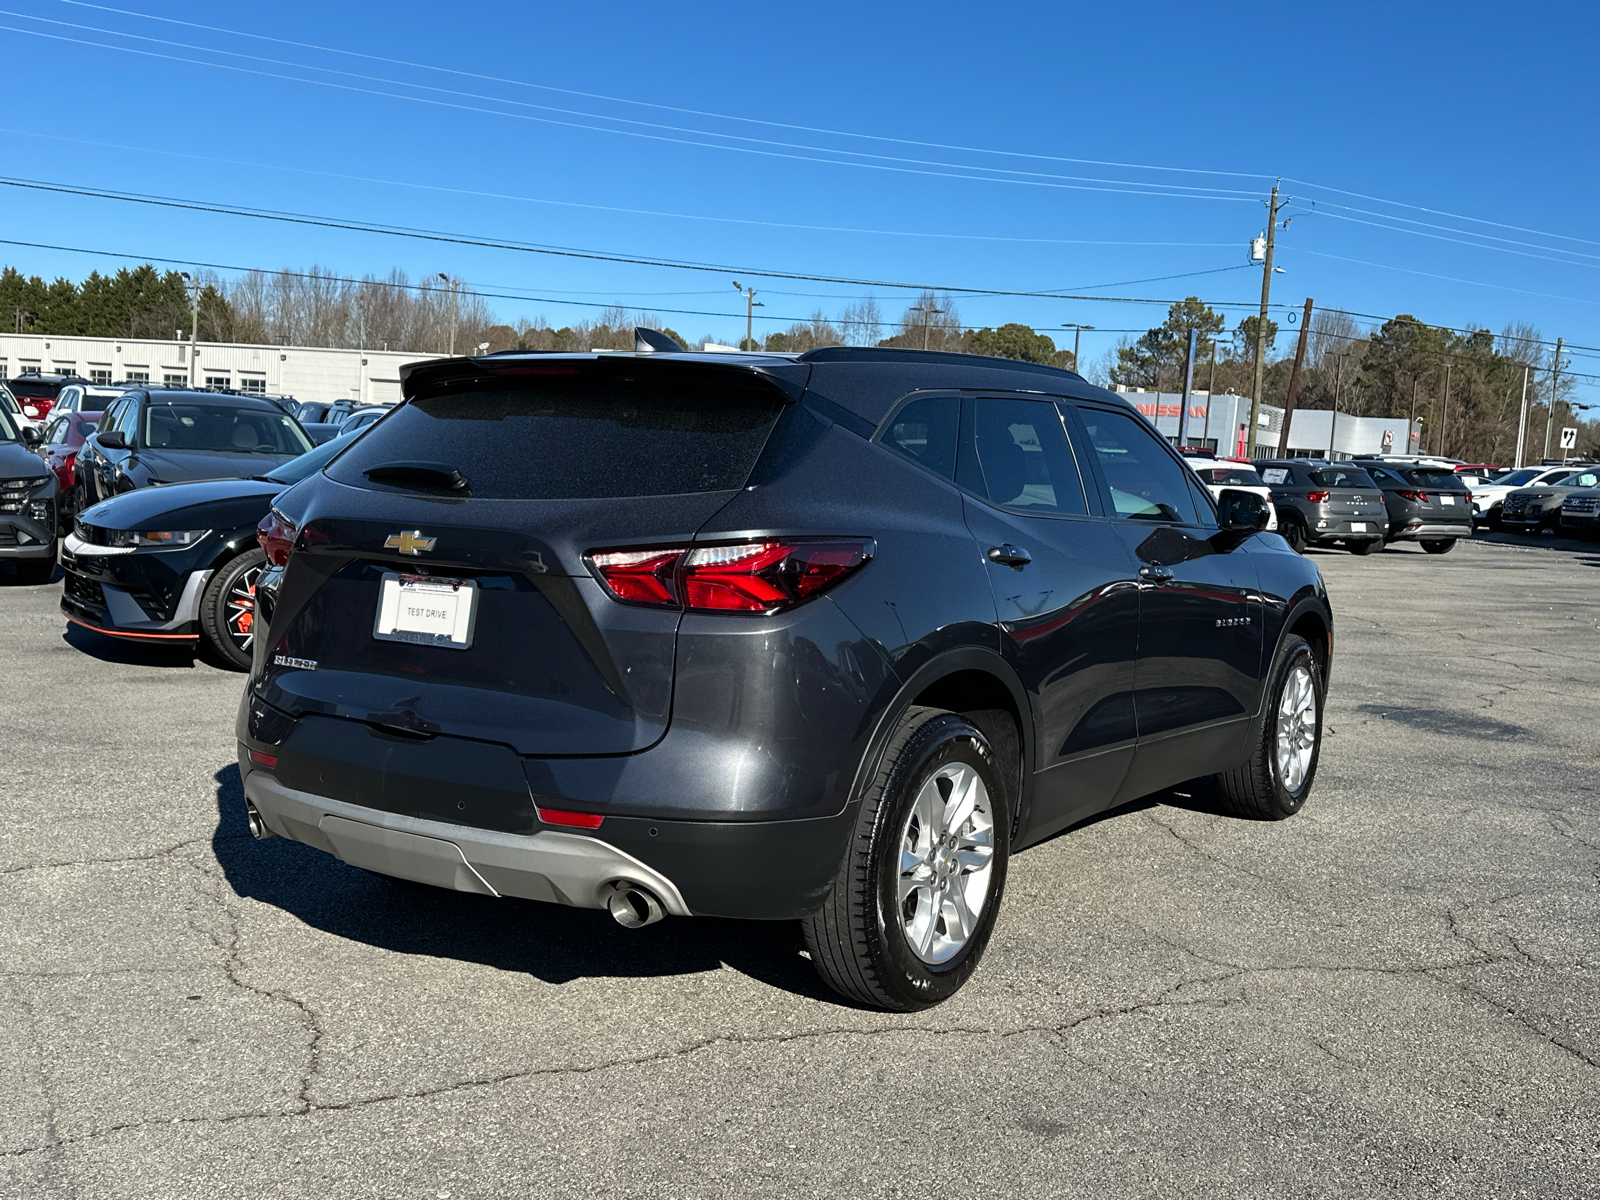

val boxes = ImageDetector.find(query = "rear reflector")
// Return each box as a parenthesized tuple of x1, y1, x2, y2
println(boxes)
(536, 806, 605, 829)
(248, 749, 279, 768)
(587, 539, 873, 614)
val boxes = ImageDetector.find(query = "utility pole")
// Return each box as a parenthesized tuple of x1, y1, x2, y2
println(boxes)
(1329, 354, 1345, 458)
(1276, 297, 1314, 456)
(1201, 340, 1219, 448)
(1437, 364, 1452, 458)
(1247, 182, 1284, 456)
(732, 281, 763, 350)
(1542, 337, 1563, 462)
(912, 299, 944, 351)
(1409, 377, 1420, 449)
(1176, 328, 1197, 448)
(1063, 323, 1094, 371)
(1513, 364, 1531, 467)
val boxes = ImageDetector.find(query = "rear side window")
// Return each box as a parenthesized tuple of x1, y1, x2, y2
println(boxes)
(329, 382, 784, 499)
(963, 397, 1087, 515)
(1201, 466, 1264, 487)
(880, 395, 958, 480)
(1075, 406, 1197, 523)
(1311, 467, 1378, 489)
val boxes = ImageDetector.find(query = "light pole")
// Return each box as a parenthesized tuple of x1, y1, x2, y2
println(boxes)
(732, 281, 763, 350)
(1328, 353, 1347, 458)
(180, 272, 200, 386)
(437, 273, 459, 356)
(1062, 323, 1094, 372)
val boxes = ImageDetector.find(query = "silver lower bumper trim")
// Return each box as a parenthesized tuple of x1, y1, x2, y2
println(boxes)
(243, 773, 690, 916)
(1395, 523, 1472, 539)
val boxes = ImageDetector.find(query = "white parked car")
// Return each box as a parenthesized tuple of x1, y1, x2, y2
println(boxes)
(1185, 457, 1278, 530)
(1469, 464, 1598, 527)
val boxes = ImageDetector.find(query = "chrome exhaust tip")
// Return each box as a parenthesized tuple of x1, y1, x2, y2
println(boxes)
(245, 799, 276, 840)
(605, 881, 665, 928)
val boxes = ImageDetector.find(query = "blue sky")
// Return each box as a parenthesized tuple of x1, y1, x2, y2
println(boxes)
(2, 0, 1597, 391)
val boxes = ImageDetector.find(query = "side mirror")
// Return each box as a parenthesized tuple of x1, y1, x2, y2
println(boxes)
(1217, 488, 1270, 533)
(20, 425, 42, 448)
(97, 430, 128, 450)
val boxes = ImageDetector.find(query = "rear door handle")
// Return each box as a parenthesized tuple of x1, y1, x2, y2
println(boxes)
(987, 544, 1031, 569)
(1138, 565, 1174, 584)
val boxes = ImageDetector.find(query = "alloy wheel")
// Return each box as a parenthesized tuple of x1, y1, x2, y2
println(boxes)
(225, 565, 262, 655)
(896, 762, 996, 964)
(1275, 663, 1317, 791)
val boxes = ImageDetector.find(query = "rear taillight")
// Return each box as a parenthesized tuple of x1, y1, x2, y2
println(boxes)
(588, 539, 873, 614)
(1462, 491, 1472, 502)
(1305, 490, 1331, 503)
(257, 508, 297, 566)
(1397, 490, 1427, 502)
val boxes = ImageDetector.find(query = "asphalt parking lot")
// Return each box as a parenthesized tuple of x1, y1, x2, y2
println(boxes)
(2, 533, 1597, 1199)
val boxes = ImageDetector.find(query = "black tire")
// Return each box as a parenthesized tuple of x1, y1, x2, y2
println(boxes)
(1346, 538, 1382, 556)
(13, 556, 56, 585)
(200, 548, 267, 671)
(1214, 634, 1323, 821)
(1421, 539, 1456, 555)
(1280, 517, 1308, 554)
(803, 706, 1011, 1011)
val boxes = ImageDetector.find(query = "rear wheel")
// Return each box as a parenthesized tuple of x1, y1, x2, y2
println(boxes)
(1280, 517, 1308, 554)
(1421, 539, 1456, 555)
(1215, 634, 1322, 820)
(1347, 539, 1382, 556)
(803, 706, 1010, 1011)
(200, 548, 266, 671)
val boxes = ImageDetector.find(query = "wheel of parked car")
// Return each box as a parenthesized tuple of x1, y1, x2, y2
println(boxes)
(1347, 539, 1382, 556)
(803, 706, 1011, 1011)
(1279, 516, 1308, 554)
(1214, 634, 1322, 821)
(1421, 539, 1456, 555)
(200, 547, 267, 670)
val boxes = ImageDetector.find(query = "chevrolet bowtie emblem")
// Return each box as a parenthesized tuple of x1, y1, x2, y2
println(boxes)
(384, 530, 437, 556)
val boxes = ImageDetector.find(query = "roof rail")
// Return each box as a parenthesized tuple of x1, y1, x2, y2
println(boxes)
(795, 345, 1083, 379)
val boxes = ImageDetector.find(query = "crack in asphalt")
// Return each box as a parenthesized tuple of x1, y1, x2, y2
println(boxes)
(0, 838, 214, 878)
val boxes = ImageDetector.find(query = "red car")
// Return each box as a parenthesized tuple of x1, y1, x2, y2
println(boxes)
(8, 374, 88, 422)
(39, 409, 103, 526)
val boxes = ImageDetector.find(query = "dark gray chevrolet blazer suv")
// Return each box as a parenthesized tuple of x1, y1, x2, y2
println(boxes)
(237, 345, 1333, 1009)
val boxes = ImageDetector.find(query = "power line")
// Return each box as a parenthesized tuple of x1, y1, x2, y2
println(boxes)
(51, 0, 1275, 185)
(0, 20, 1260, 204)
(0, 125, 1242, 251)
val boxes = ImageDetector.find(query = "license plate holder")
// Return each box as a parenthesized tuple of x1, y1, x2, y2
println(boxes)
(1350, 522, 1368, 532)
(1440, 495, 1455, 505)
(374, 572, 479, 650)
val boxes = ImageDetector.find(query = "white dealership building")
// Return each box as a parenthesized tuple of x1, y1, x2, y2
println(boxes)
(1114, 387, 1421, 459)
(0, 332, 442, 407)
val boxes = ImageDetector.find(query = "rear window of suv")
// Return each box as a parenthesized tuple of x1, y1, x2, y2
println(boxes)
(1310, 467, 1377, 489)
(329, 381, 785, 500)
(1197, 466, 1264, 487)
(1398, 468, 1466, 489)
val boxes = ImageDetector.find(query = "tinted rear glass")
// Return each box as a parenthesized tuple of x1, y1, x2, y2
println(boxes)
(1200, 466, 1264, 486)
(1310, 467, 1377, 489)
(7, 379, 63, 398)
(1400, 468, 1466, 489)
(329, 382, 784, 499)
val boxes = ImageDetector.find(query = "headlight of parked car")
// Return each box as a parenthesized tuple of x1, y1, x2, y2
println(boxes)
(105, 529, 210, 548)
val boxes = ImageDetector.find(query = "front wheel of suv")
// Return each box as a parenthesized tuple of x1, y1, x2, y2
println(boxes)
(1214, 634, 1323, 820)
(1421, 539, 1457, 555)
(803, 706, 1010, 1011)
(200, 548, 266, 671)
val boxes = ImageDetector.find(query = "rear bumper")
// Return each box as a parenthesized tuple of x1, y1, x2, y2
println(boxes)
(240, 761, 855, 920)
(1388, 520, 1472, 540)
(1309, 515, 1388, 541)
